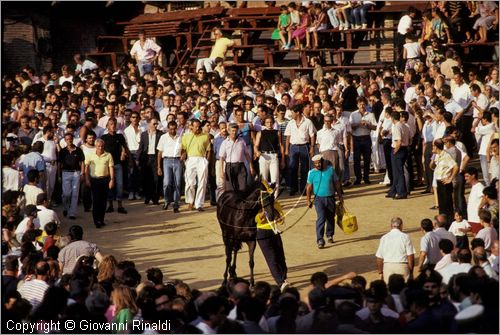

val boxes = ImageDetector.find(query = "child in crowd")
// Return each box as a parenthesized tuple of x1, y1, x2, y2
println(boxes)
(292, 6, 312, 50)
(448, 211, 471, 249)
(42, 221, 59, 256)
(272, 5, 291, 50)
(286, 2, 300, 49)
(403, 33, 421, 71)
(309, 4, 328, 49)
(475, 209, 498, 252)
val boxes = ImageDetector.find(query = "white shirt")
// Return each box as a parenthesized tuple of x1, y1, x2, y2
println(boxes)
(157, 133, 182, 158)
(349, 111, 377, 137)
(379, 114, 393, 139)
(404, 42, 420, 59)
(467, 182, 485, 223)
(434, 253, 453, 272)
(435, 121, 447, 139)
(123, 125, 141, 152)
(284, 117, 316, 145)
(18, 279, 49, 312)
(195, 322, 216, 335)
(391, 122, 411, 147)
(438, 262, 472, 285)
(444, 99, 463, 117)
(75, 59, 98, 74)
(376, 228, 416, 263)
(159, 107, 170, 123)
(422, 120, 437, 143)
(476, 122, 495, 155)
(130, 38, 162, 63)
(35, 138, 57, 162)
(22, 184, 44, 206)
(15, 217, 41, 242)
(81, 144, 96, 159)
(452, 83, 473, 110)
(404, 86, 417, 104)
(449, 220, 471, 237)
(397, 14, 412, 35)
(2, 166, 20, 192)
(473, 93, 489, 118)
(148, 132, 157, 155)
(36, 205, 59, 230)
(316, 127, 342, 152)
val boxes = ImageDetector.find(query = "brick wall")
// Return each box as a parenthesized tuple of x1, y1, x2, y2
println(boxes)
(3, 17, 37, 74)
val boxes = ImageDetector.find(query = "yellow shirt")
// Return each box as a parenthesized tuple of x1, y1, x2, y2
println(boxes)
(434, 150, 457, 181)
(182, 133, 211, 157)
(209, 37, 232, 59)
(85, 152, 114, 177)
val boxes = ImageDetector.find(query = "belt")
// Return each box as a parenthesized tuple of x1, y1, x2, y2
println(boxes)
(91, 176, 109, 179)
(164, 157, 180, 159)
(291, 143, 308, 146)
(261, 151, 277, 154)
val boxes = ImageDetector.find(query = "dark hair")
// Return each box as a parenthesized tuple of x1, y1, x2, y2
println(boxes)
(388, 274, 405, 294)
(146, 267, 163, 285)
(482, 186, 498, 200)
(44, 221, 58, 235)
(27, 169, 40, 183)
(69, 225, 83, 241)
(457, 249, 472, 263)
(310, 272, 328, 288)
(471, 238, 486, 250)
(478, 209, 492, 223)
(198, 296, 227, 321)
(420, 218, 434, 232)
(464, 166, 479, 179)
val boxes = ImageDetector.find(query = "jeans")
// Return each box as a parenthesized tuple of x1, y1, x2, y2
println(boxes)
(314, 196, 336, 244)
(353, 135, 372, 182)
(352, 4, 371, 25)
(327, 8, 340, 28)
(389, 147, 408, 197)
(62, 171, 81, 217)
(91, 177, 110, 226)
(163, 158, 182, 209)
(138, 62, 153, 76)
(108, 164, 124, 201)
(288, 144, 310, 194)
(479, 154, 490, 186)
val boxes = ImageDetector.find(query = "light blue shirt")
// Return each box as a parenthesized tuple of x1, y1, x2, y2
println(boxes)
(19, 152, 45, 185)
(307, 165, 338, 197)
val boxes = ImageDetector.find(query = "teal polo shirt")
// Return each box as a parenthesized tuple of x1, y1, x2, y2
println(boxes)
(307, 166, 337, 197)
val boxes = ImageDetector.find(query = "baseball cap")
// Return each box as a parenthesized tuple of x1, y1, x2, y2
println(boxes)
(25, 204, 40, 217)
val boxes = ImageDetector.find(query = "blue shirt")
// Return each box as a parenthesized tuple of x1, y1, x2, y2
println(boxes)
(19, 152, 45, 185)
(213, 135, 227, 160)
(307, 166, 337, 197)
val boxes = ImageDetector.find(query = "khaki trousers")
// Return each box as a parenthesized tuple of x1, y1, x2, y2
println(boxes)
(383, 262, 410, 283)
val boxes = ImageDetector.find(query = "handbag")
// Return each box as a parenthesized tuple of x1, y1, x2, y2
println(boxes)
(334, 201, 358, 234)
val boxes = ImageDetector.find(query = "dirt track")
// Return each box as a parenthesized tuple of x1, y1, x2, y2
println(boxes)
(60, 171, 448, 296)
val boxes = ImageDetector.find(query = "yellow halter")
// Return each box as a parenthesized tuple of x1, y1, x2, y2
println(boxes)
(255, 180, 285, 234)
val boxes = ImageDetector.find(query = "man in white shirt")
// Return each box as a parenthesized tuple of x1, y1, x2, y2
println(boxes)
(2, 154, 20, 193)
(387, 112, 411, 199)
(473, 246, 498, 280)
(35, 193, 59, 230)
(470, 84, 490, 119)
(33, 125, 58, 204)
(464, 166, 485, 234)
(349, 97, 377, 185)
(421, 112, 437, 193)
(130, 30, 162, 76)
(473, 111, 495, 186)
(15, 205, 41, 242)
(73, 54, 98, 76)
(433, 214, 457, 247)
(284, 103, 316, 196)
(157, 121, 183, 212)
(376, 217, 415, 283)
(395, 7, 418, 73)
(316, 114, 342, 176)
(123, 111, 142, 200)
(438, 249, 473, 285)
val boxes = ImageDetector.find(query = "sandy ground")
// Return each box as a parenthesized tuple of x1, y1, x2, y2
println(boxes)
(59, 171, 450, 297)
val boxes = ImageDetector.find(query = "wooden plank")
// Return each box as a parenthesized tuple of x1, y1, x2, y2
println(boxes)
(226, 7, 281, 17)
(119, 5, 225, 25)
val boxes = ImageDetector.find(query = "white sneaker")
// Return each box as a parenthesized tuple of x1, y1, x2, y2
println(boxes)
(362, 24, 367, 29)
(354, 24, 361, 29)
(128, 193, 134, 200)
(338, 24, 344, 30)
(134, 193, 141, 200)
(280, 280, 290, 293)
(344, 24, 350, 30)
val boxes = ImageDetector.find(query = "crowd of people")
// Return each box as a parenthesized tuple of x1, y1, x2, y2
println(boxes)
(2, 1, 500, 333)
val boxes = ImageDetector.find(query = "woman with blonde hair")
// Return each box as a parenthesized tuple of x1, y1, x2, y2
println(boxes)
(110, 285, 139, 333)
(97, 255, 117, 296)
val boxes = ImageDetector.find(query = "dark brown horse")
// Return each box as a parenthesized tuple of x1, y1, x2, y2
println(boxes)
(217, 180, 276, 286)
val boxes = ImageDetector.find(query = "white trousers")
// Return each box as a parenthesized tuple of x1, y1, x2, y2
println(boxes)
(62, 171, 81, 216)
(185, 157, 209, 209)
(371, 133, 386, 171)
(383, 263, 410, 283)
(196, 57, 215, 72)
(215, 160, 225, 201)
(45, 162, 57, 201)
(259, 153, 280, 187)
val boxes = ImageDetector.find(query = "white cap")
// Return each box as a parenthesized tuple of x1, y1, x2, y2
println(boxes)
(312, 154, 323, 162)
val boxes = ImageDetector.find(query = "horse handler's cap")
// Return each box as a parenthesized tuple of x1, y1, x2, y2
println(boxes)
(312, 154, 323, 162)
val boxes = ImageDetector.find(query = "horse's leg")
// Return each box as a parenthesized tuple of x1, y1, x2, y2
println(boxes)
(222, 240, 232, 286)
(247, 240, 256, 287)
(229, 248, 238, 278)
